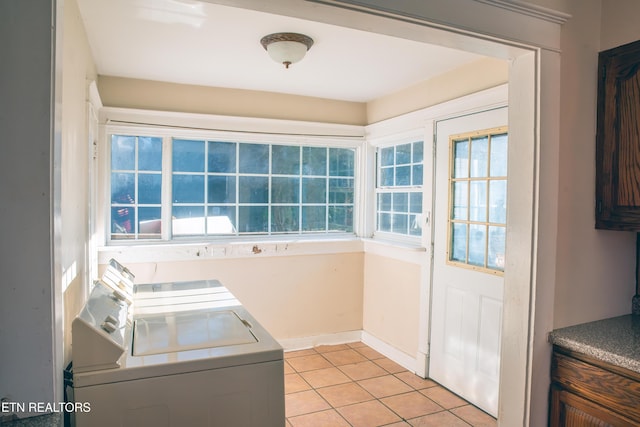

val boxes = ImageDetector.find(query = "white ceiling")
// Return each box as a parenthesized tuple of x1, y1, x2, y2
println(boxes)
(76, 0, 484, 103)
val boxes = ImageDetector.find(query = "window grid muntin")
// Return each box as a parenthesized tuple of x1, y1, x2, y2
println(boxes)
(375, 140, 424, 238)
(447, 127, 507, 274)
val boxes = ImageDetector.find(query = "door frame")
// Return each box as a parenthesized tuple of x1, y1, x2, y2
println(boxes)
(159, 2, 566, 424)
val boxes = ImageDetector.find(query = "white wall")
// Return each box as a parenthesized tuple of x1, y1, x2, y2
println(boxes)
(0, 0, 61, 416)
(61, 0, 97, 365)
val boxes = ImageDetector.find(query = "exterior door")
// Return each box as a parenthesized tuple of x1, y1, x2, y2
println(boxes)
(429, 107, 508, 417)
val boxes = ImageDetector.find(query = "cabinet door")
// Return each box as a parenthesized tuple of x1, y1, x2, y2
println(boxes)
(596, 39, 640, 230)
(551, 387, 640, 427)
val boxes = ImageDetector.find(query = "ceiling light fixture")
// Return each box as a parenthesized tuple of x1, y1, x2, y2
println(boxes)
(260, 32, 314, 69)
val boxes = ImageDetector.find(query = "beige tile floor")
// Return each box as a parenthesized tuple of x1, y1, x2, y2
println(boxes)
(284, 342, 497, 427)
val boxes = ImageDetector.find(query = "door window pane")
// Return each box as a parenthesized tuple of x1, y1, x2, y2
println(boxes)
(490, 133, 508, 177)
(469, 181, 487, 222)
(470, 136, 488, 178)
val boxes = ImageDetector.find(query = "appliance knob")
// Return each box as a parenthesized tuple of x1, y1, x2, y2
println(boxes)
(101, 321, 117, 334)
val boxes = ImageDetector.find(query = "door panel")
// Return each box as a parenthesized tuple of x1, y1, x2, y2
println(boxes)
(429, 107, 507, 417)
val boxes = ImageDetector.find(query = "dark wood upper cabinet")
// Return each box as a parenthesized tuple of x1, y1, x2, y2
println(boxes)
(596, 40, 640, 230)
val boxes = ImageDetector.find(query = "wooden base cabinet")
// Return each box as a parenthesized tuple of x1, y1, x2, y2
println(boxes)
(550, 348, 640, 426)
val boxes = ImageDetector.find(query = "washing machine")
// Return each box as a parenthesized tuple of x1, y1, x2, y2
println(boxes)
(72, 263, 284, 427)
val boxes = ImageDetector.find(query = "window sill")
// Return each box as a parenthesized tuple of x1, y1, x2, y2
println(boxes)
(98, 236, 364, 264)
(362, 237, 427, 265)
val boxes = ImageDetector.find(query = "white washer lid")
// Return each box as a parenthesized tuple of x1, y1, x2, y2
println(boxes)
(132, 309, 257, 356)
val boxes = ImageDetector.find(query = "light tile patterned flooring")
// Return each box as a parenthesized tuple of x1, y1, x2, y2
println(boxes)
(284, 342, 497, 427)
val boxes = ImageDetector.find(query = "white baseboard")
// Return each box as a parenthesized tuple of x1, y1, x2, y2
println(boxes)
(361, 331, 418, 374)
(279, 330, 422, 377)
(278, 330, 363, 351)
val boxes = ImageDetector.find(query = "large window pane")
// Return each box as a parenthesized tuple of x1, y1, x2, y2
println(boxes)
(393, 192, 408, 212)
(238, 206, 268, 233)
(396, 143, 411, 165)
(302, 206, 326, 231)
(302, 147, 326, 176)
(207, 206, 236, 234)
(413, 141, 424, 163)
(111, 135, 135, 170)
(412, 164, 423, 186)
(271, 206, 299, 232)
(111, 173, 135, 204)
(208, 141, 236, 173)
(173, 175, 204, 203)
(329, 148, 354, 176)
(138, 207, 161, 238)
(379, 193, 392, 211)
(272, 177, 299, 203)
(172, 206, 205, 235)
(173, 139, 204, 172)
(395, 166, 411, 186)
(380, 147, 394, 167)
(238, 176, 268, 203)
(138, 173, 162, 204)
(272, 145, 300, 175)
(138, 137, 162, 171)
(302, 178, 326, 203)
(380, 167, 394, 187)
(392, 213, 408, 234)
(329, 206, 353, 232)
(111, 206, 135, 235)
(329, 178, 353, 204)
(207, 175, 236, 204)
(378, 213, 391, 232)
(239, 143, 269, 174)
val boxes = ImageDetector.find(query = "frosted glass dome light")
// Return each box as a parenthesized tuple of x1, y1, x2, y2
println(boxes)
(260, 33, 314, 69)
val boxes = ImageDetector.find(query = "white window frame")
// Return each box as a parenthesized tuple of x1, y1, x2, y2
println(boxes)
(97, 108, 366, 247)
(367, 124, 429, 248)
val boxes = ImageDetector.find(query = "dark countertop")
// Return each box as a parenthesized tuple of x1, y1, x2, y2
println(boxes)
(549, 314, 640, 374)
